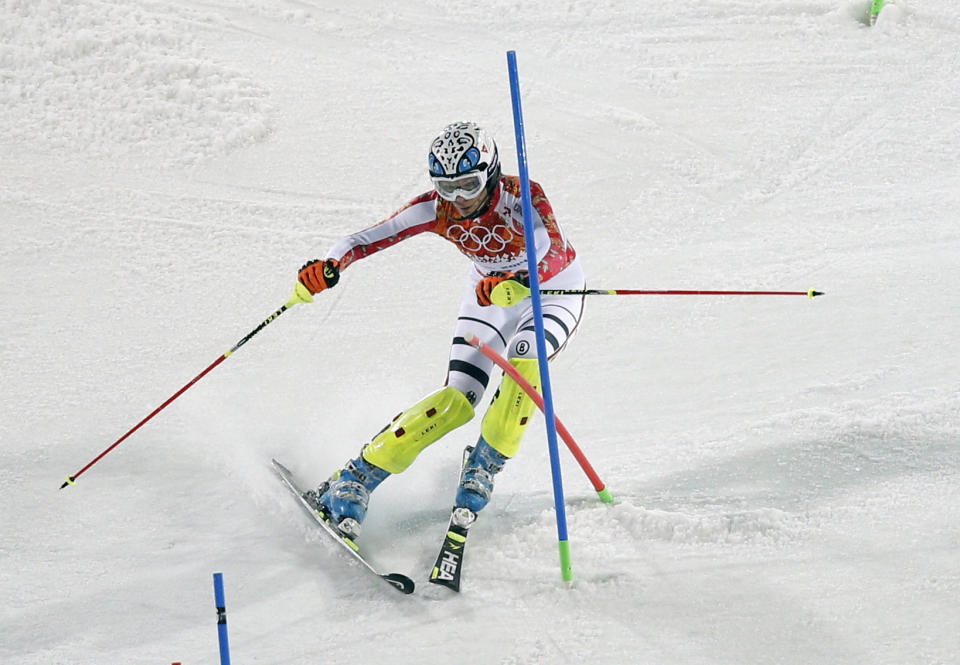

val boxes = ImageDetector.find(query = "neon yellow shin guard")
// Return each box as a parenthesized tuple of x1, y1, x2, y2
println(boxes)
(361, 386, 474, 474)
(481, 358, 541, 458)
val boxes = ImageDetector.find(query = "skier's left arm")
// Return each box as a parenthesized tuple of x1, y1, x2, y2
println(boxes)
(481, 182, 576, 307)
(527, 181, 575, 283)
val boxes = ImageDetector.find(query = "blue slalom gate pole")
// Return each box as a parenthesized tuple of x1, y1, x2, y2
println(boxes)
(213, 572, 232, 665)
(506, 50, 572, 582)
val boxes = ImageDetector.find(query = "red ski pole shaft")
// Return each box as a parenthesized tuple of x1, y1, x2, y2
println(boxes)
(466, 334, 612, 503)
(61, 354, 228, 489)
(60, 283, 314, 489)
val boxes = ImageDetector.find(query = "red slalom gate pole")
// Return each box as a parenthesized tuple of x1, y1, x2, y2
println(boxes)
(466, 334, 613, 503)
(60, 283, 315, 489)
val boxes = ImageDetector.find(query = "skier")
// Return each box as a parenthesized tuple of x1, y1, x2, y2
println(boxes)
(297, 121, 585, 540)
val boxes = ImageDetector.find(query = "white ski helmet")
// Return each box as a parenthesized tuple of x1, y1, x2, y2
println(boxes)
(428, 122, 500, 201)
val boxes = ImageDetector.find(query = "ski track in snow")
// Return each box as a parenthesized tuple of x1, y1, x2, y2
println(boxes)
(2, 1, 959, 664)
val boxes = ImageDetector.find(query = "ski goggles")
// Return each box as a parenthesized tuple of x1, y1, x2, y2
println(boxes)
(431, 172, 487, 201)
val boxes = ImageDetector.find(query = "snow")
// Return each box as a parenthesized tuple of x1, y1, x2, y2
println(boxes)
(2, 0, 959, 663)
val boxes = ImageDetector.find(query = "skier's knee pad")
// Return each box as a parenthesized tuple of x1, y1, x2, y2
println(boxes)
(480, 357, 540, 458)
(362, 385, 474, 474)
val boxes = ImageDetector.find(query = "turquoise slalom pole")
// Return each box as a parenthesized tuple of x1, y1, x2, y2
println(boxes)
(506, 50, 573, 582)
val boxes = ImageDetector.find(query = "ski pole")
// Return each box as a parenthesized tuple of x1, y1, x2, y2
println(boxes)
(60, 282, 315, 489)
(491, 282, 823, 306)
(466, 334, 613, 503)
(543, 288, 824, 297)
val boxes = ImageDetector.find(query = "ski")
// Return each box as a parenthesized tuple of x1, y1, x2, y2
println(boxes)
(271, 458, 415, 595)
(429, 517, 470, 592)
(429, 445, 475, 592)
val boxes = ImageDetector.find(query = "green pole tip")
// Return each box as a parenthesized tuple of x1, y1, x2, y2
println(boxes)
(558, 540, 573, 582)
(597, 487, 614, 503)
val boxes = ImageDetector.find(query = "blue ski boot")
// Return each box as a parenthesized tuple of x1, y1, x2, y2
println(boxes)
(306, 454, 390, 539)
(454, 437, 508, 526)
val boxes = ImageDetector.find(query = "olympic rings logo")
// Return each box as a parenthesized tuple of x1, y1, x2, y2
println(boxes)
(446, 223, 516, 253)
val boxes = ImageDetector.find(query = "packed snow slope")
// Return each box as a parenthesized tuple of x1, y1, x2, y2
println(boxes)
(2, 1, 958, 664)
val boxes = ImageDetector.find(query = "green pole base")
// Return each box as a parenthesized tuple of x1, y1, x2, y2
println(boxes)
(597, 487, 614, 504)
(558, 539, 573, 582)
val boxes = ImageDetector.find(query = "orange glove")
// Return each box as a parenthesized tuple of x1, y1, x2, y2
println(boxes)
(298, 259, 340, 295)
(476, 271, 527, 306)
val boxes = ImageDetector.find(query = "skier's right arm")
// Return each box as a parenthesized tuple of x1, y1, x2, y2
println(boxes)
(299, 192, 440, 295)
(298, 259, 340, 295)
